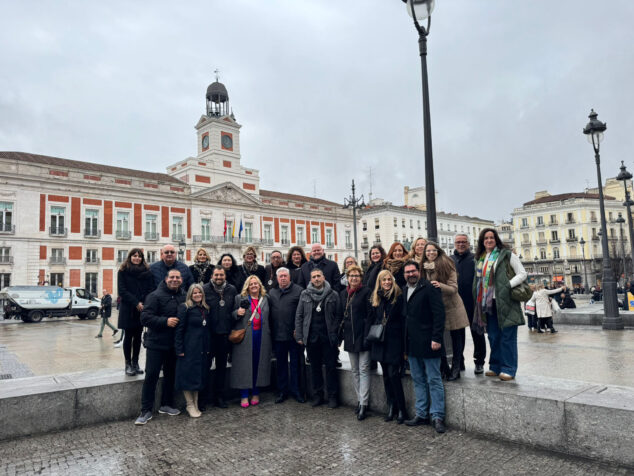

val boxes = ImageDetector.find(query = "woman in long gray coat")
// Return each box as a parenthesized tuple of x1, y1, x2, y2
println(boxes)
(231, 275, 272, 408)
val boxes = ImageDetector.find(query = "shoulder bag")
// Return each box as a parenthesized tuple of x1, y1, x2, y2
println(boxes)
(229, 300, 261, 344)
(506, 260, 533, 302)
(367, 308, 389, 343)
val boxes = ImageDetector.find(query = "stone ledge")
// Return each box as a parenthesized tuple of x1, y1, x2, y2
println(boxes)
(559, 309, 634, 326)
(0, 367, 632, 468)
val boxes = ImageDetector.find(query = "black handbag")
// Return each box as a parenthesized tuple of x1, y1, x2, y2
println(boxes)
(366, 310, 389, 343)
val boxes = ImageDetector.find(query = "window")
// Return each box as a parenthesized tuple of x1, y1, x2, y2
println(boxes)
(570, 246, 577, 258)
(590, 211, 597, 222)
(538, 231, 545, 242)
(200, 218, 211, 241)
(172, 216, 184, 240)
(263, 224, 273, 242)
(0, 247, 10, 264)
(417, 220, 421, 230)
(402, 219, 406, 228)
(608, 212, 613, 221)
(244, 223, 253, 242)
(51, 273, 64, 287)
(568, 229, 576, 239)
(440, 223, 443, 231)
(325, 229, 333, 247)
(86, 249, 98, 263)
(394, 233, 398, 242)
(374, 219, 380, 230)
(524, 249, 530, 258)
(0, 202, 13, 232)
(393, 218, 398, 227)
(117, 250, 128, 263)
(311, 227, 319, 243)
(296, 226, 305, 245)
(553, 248, 560, 259)
(51, 248, 64, 264)
(550, 214, 557, 224)
(0, 273, 10, 288)
(147, 251, 158, 263)
(540, 249, 547, 259)
(85, 273, 98, 295)
(592, 228, 598, 238)
(225, 220, 233, 241)
(265, 253, 271, 263)
(521, 218, 528, 227)
(410, 219, 413, 229)
(117, 211, 130, 239)
(362, 221, 367, 231)
(610, 228, 616, 238)
(345, 230, 352, 248)
(551, 231, 558, 241)
(84, 209, 99, 237)
(50, 206, 66, 235)
(145, 214, 158, 240)
(281, 225, 290, 245)
(522, 233, 529, 243)
(537, 216, 544, 225)
(567, 212, 575, 223)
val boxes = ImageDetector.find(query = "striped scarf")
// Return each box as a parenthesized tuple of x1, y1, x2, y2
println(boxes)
(472, 248, 500, 334)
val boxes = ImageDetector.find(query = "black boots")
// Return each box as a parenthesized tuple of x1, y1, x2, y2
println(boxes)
(396, 409, 408, 424)
(357, 405, 367, 421)
(447, 366, 461, 381)
(132, 360, 143, 375)
(125, 361, 136, 376)
(384, 403, 396, 422)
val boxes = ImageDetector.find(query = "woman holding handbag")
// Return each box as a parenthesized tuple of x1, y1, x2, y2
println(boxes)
(175, 284, 211, 418)
(368, 270, 407, 424)
(338, 265, 372, 420)
(230, 275, 272, 408)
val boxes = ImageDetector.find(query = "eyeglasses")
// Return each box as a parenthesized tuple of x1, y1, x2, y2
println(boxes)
(348, 275, 361, 279)
(164, 251, 175, 254)
(455, 241, 468, 244)
(404, 270, 419, 275)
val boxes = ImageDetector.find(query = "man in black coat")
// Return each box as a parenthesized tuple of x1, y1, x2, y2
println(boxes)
(96, 289, 117, 338)
(402, 260, 447, 434)
(451, 235, 487, 374)
(298, 244, 342, 292)
(135, 269, 186, 425)
(149, 244, 194, 291)
(202, 267, 238, 409)
(264, 250, 285, 291)
(268, 267, 304, 404)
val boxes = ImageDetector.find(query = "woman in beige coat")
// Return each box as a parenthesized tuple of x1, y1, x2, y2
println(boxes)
(421, 242, 469, 381)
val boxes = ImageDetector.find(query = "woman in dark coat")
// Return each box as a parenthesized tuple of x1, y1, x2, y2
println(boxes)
(117, 248, 154, 376)
(231, 275, 272, 407)
(339, 265, 372, 420)
(218, 253, 241, 291)
(369, 270, 407, 424)
(286, 246, 308, 286)
(363, 244, 386, 291)
(236, 246, 267, 292)
(175, 284, 211, 418)
(189, 248, 214, 284)
(382, 242, 407, 288)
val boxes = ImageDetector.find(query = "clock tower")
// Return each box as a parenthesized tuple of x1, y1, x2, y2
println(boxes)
(166, 78, 260, 194)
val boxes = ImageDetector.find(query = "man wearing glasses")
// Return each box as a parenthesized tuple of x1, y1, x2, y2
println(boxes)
(451, 234, 486, 375)
(150, 244, 194, 291)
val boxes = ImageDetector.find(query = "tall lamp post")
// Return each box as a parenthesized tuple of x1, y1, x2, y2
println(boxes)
(401, 0, 438, 243)
(343, 180, 366, 262)
(583, 109, 622, 329)
(579, 237, 589, 294)
(616, 213, 627, 288)
(178, 240, 186, 262)
(616, 161, 634, 284)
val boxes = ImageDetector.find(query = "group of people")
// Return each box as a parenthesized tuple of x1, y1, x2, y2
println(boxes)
(105, 226, 530, 434)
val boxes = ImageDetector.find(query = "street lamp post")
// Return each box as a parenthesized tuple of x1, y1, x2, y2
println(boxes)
(401, 0, 438, 243)
(583, 109, 622, 329)
(178, 240, 186, 262)
(616, 213, 627, 288)
(579, 237, 589, 294)
(343, 180, 366, 262)
(616, 161, 634, 284)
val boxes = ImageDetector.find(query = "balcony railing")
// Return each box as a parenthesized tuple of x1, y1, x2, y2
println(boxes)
(536, 240, 547, 245)
(145, 231, 159, 241)
(345, 243, 353, 249)
(49, 226, 67, 237)
(49, 257, 66, 265)
(281, 239, 290, 246)
(590, 218, 598, 223)
(85, 258, 100, 264)
(172, 233, 185, 242)
(548, 221, 558, 226)
(297, 239, 306, 246)
(326, 242, 334, 249)
(0, 256, 13, 264)
(549, 239, 560, 244)
(360, 242, 369, 249)
(520, 241, 531, 246)
(592, 236, 600, 241)
(536, 223, 545, 228)
(566, 236, 578, 242)
(566, 219, 576, 224)
(84, 229, 101, 238)
(0, 223, 15, 234)
(191, 235, 274, 246)
(116, 230, 131, 240)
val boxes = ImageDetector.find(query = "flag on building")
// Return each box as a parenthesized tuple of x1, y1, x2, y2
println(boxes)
(223, 218, 227, 237)
(232, 219, 236, 238)
(239, 217, 243, 238)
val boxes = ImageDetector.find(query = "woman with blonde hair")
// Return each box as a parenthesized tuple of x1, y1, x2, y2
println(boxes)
(175, 284, 211, 418)
(409, 237, 427, 262)
(421, 242, 469, 381)
(369, 270, 407, 423)
(189, 248, 214, 284)
(231, 275, 272, 407)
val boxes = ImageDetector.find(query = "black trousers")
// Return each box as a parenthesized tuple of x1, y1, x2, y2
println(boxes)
(123, 327, 143, 363)
(141, 348, 176, 413)
(200, 333, 230, 405)
(468, 314, 487, 366)
(380, 361, 406, 413)
(306, 337, 339, 398)
(449, 329, 466, 369)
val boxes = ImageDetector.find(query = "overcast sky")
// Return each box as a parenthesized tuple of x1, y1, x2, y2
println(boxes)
(1, 1, 633, 222)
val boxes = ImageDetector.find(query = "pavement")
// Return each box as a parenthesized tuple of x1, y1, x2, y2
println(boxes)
(1, 308, 633, 387)
(0, 398, 630, 475)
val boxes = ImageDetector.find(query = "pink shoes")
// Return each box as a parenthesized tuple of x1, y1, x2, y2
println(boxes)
(240, 398, 249, 408)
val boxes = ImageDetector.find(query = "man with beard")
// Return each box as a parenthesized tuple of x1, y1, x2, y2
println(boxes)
(264, 250, 285, 291)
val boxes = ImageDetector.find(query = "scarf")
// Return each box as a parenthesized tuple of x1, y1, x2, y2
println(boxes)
(192, 261, 211, 282)
(305, 281, 331, 302)
(212, 281, 227, 293)
(347, 284, 362, 297)
(384, 257, 406, 275)
(473, 248, 500, 334)
(127, 264, 147, 276)
(243, 261, 259, 274)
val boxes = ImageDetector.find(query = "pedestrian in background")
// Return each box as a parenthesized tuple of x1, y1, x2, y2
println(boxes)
(533, 284, 564, 333)
(369, 270, 407, 424)
(231, 275, 272, 408)
(189, 248, 214, 284)
(117, 248, 154, 376)
(95, 289, 117, 339)
(175, 284, 211, 418)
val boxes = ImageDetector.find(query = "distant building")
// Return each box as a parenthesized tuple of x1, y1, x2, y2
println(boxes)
(496, 221, 514, 249)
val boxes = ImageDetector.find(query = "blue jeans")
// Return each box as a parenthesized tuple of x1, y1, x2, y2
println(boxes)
(408, 356, 445, 420)
(486, 302, 518, 377)
(274, 340, 301, 397)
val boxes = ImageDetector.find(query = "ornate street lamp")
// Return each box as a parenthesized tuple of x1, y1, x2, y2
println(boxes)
(401, 0, 438, 243)
(579, 237, 589, 294)
(616, 161, 634, 283)
(583, 109, 622, 329)
(343, 180, 366, 261)
(616, 213, 627, 288)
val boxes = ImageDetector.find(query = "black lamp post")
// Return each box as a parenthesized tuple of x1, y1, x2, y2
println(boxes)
(583, 109, 622, 329)
(579, 237, 589, 294)
(616, 213, 627, 287)
(178, 240, 186, 262)
(401, 0, 438, 243)
(343, 180, 365, 262)
(616, 161, 634, 284)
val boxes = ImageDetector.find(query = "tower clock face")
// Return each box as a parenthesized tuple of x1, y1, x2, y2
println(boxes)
(202, 135, 209, 149)
(221, 134, 233, 149)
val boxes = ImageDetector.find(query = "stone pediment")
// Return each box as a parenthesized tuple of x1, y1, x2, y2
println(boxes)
(192, 182, 260, 206)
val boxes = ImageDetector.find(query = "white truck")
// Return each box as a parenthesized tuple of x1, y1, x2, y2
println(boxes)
(0, 286, 102, 323)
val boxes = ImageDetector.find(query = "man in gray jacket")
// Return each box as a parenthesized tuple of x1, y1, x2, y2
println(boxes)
(295, 269, 341, 408)
(268, 267, 304, 403)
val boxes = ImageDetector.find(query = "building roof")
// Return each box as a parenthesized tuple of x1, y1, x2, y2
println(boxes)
(0, 151, 184, 185)
(259, 189, 341, 207)
(523, 192, 615, 206)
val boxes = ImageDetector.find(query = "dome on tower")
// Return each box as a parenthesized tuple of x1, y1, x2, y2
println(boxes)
(206, 81, 229, 103)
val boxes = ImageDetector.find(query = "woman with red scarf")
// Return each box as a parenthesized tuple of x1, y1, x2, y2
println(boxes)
(338, 265, 372, 420)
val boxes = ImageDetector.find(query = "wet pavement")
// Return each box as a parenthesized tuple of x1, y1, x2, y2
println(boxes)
(1, 309, 633, 387)
(0, 398, 630, 475)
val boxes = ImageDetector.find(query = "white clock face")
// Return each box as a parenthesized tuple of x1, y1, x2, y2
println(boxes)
(202, 135, 209, 149)
(221, 134, 233, 149)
